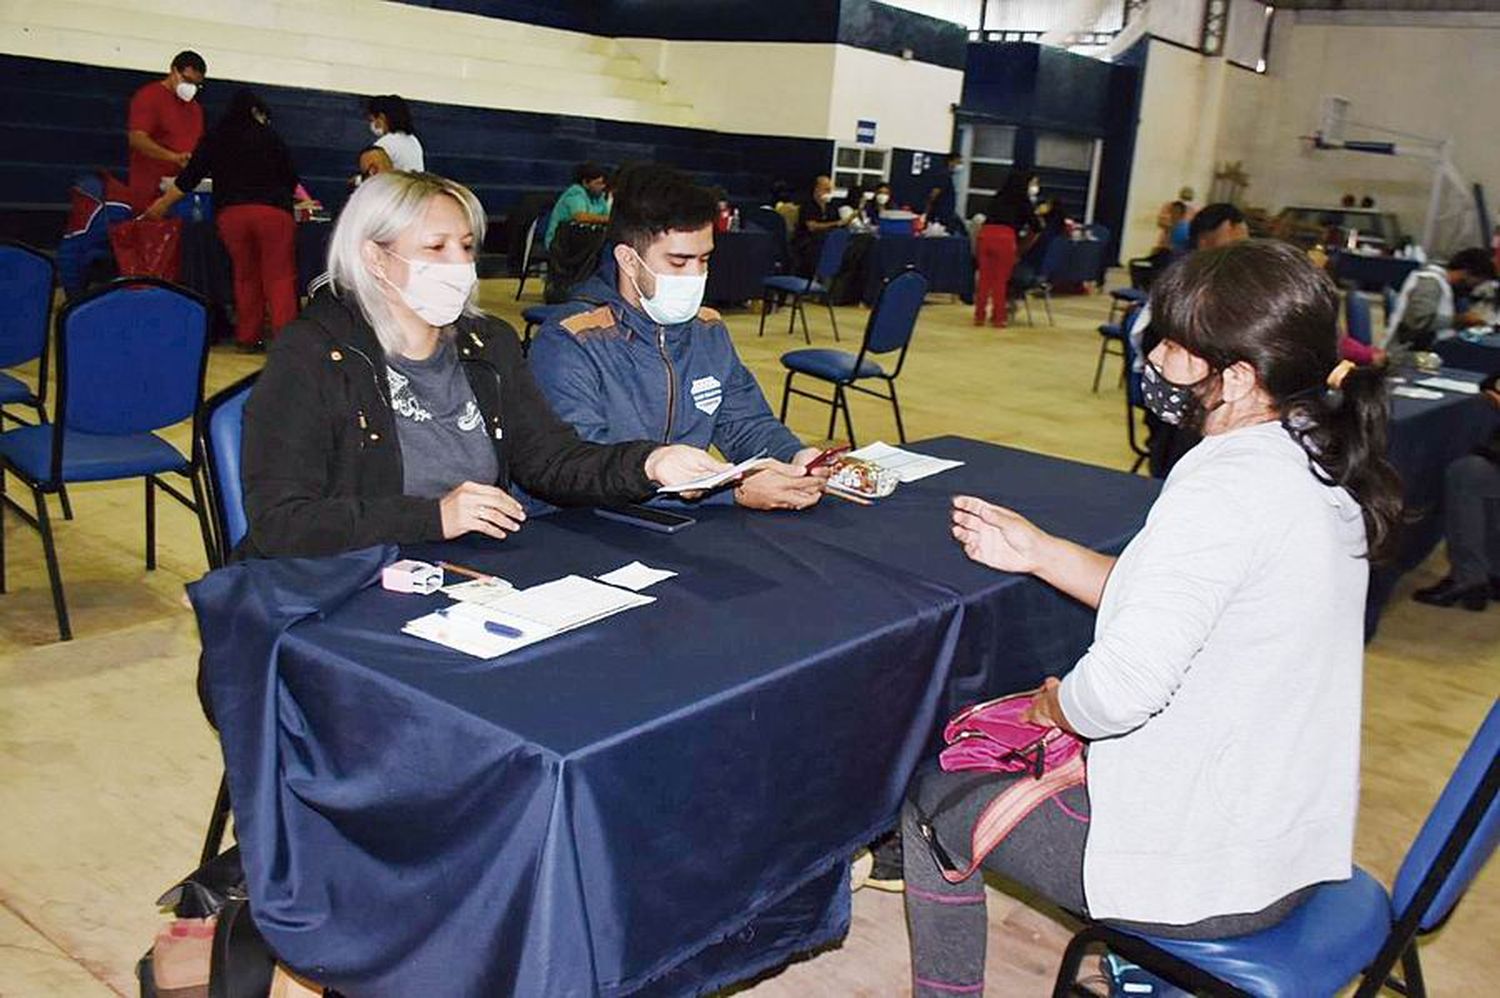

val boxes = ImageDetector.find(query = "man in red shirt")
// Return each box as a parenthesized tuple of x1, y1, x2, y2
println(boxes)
(127, 50, 207, 209)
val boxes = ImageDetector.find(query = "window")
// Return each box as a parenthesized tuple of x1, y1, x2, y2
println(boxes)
(1034, 132, 1094, 172)
(960, 124, 1018, 218)
(832, 144, 889, 196)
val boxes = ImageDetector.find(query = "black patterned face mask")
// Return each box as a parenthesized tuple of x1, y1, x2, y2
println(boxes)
(1142, 358, 1214, 426)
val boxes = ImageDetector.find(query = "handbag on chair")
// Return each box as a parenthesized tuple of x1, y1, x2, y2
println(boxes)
(915, 691, 1087, 884)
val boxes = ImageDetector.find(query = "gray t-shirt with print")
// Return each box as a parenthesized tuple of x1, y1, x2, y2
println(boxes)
(386, 338, 499, 499)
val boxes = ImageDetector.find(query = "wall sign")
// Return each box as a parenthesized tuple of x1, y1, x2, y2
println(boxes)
(856, 119, 877, 145)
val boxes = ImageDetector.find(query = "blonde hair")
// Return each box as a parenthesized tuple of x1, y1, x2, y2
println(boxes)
(325, 171, 487, 355)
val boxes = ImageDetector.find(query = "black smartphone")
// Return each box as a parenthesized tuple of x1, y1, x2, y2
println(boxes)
(594, 504, 696, 534)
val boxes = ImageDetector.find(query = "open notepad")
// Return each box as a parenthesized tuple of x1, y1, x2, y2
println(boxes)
(404, 575, 654, 659)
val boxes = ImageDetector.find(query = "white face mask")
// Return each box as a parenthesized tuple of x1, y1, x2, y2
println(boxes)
(628, 251, 706, 326)
(381, 250, 476, 327)
(370, 121, 386, 138)
(175, 81, 198, 102)
(1028, 184, 1041, 201)
(875, 193, 890, 206)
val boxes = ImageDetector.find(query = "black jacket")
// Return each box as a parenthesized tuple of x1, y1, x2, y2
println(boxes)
(175, 119, 298, 212)
(241, 290, 658, 558)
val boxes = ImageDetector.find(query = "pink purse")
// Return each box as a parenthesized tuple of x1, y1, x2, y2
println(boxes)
(920, 692, 1087, 883)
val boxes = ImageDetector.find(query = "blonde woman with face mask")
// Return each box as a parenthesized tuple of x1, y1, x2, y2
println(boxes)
(239, 171, 729, 558)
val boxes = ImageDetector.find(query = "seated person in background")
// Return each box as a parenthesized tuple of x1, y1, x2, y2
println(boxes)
(906, 240, 1397, 996)
(925, 153, 965, 232)
(1387, 248, 1496, 352)
(355, 145, 393, 185)
(1154, 199, 1186, 251)
(126, 49, 206, 210)
(365, 94, 424, 172)
(1414, 373, 1500, 611)
(1129, 202, 1249, 477)
(793, 174, 849, 275)
(240, 171, 728, 558)
(865, 182, 894, 225)
(545, 162, 611, 248)
(529, 164, 828, 512)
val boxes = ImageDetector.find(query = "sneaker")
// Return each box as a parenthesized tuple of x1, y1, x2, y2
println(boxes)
(865, 831, 904, 893)
(1412, 578, 1488, 611)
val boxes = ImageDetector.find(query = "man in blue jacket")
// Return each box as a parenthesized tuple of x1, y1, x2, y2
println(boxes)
(530, 164, 826, 510)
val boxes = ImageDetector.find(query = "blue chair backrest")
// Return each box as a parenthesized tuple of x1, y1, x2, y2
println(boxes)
(815, 227, 852, 282)
(204, 375, 256, 555)
(1383, 287, 1398, 323)
(59, 280, 208, 435)
(1346, 292, 1373, 346)
(0, 242, 54, 368)
(1393, 699, 1499, 931)
(865, 268, 928, 355)
(1038, 236, 1071, 282)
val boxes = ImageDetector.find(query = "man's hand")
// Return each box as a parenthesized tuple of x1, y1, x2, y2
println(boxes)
(791, 446, 836, 481)
(173, 150, 192, 168)
(734, 462, 824, 511)
(439, 481, 526, 540)
(951, 495, 1050, 574)
(644, 445, 731, 490)
(1021, 676, 1077, 736)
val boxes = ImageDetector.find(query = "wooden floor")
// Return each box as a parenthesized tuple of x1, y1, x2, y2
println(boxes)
(0, 277, 1495, 996)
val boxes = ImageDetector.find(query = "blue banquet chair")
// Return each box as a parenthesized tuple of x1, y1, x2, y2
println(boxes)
(0, 240, 58, 429)
(1051, 699, 1499, 998)
(1346, 290, 1375, 346)
(779, 267, 927, 446)
(759, 227, 850, 344)
(0, 277, 212, 640)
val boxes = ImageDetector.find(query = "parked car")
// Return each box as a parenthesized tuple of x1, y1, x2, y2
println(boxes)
(1272, 205, 1404, 252)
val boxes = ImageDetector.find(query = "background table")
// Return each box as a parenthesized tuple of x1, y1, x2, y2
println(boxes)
(193, 438, 1158, 998)
(861, 235, 974, 305)
(1371, 370, 1499, 633)
(179, 217, 334, 339)
(1434, 332, 1500, 375)
(1330, 251, 1419, 293)
(704, 228, 776, 305)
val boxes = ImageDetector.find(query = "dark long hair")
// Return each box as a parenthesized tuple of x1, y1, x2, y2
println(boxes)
(1149, 239, 1403, 559)
(985, 170, 1036, 229)
(214, 88, 271, 135)
(366, 94, 416, 135)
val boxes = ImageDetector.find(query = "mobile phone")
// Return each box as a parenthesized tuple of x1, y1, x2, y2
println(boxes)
(594, 504, 696, 534)
(805, 444, 851, 471)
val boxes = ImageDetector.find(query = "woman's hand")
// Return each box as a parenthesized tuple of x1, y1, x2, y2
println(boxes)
(440, 481, 526, 540)
(951, 495, 1051, 574)
(142, 197, 171, 221)
(1022, 676, 1077, 735)
(644, 445, 732, 490)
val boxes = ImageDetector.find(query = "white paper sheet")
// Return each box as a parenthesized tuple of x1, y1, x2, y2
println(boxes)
(440, 577, 516, 608)
(1392, 386, 1444, 400)
(1413, 376, 1481, 395)
(656, 454, 772, 494)
(847, 441, 964, 483)
(596, 561, 678, 592)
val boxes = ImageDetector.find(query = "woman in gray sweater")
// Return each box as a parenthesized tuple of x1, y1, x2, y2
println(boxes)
(905, 240, 1403, 996)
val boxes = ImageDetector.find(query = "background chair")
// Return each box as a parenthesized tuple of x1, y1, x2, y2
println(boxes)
(759, 227, 850, 344)
(520, 303, 569, 355)
(0, 240, 58, 429)
(1347, 291, 1375, 346)
(779, 267, 927, 447)
(514, 208, 550, 300)
(745, 205, 795, 275)
(0, 277, 211, 640)
(1093, 302, 1136, 393)
(1012, 237, 1068, 326)
(1051, 699, 1499, 998)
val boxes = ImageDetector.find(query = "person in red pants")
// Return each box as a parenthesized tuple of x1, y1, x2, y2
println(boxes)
(147, 89, 300, 349)
(973, 171, 1038, 327)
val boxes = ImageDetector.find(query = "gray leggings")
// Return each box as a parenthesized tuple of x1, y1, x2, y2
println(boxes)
(902, 763, 1312, 997)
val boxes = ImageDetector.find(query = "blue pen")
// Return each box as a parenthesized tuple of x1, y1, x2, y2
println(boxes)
(440, 607, 524, 639)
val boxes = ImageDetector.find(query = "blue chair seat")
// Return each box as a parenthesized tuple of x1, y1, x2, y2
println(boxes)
(781, 348, 886, 382)
(1099, 323, 1125, 340)
(1128, 868, 1392, 998)
(0, 371, 36, 404)
(763, 274, 825, 295)
(1111, 287, 1147, 303)
(0, 424, 190, 483)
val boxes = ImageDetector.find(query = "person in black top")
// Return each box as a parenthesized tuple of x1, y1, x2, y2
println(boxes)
(146, 88, 300, 349)
(240, 171, 728, 558)
(973, 171, 1039, 327)
(792, 174, 848, 276)
(1413, 371, 1500, 610)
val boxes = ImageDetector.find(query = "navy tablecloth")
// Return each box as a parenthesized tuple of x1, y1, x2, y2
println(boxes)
(1434, 332, 1500, 375)
(1369, 370, 1499, 632)
(861, 236, 974, 305)
(1330, 251, 1419, 293)
(705, 229, 776, 305)
(190, 438, 1157, 998)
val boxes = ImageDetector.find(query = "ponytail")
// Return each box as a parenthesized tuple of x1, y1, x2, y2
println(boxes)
(1280, 362, 1403, 561)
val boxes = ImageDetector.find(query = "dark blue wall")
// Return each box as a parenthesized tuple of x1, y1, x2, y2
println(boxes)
(0, 54, 832, 248)
(957, 42, 1142, 264)
(392, 0, 967, 69)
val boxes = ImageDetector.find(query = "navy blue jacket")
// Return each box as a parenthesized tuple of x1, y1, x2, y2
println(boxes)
(528, 258, 804, 478)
